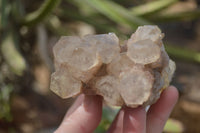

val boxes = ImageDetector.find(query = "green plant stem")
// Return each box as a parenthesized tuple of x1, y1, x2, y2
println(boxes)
(58, 9, 120, 34)
(1, 33, 26, 76)
(21, 0, 60, 26)
(149, 9, 200, 22)
(165, 44, 200, 64)
(80, 0, 150, 29)
(1, 0, 10, 29)
(66, 0, 122, 34)
(0, 84, 13, 122)
(104, 0, 151, 26)
(130, 0, 178, 16)
(46, 15, 69, 36)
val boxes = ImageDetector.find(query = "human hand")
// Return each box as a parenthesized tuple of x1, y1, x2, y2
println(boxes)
(54, 86, 178, 133)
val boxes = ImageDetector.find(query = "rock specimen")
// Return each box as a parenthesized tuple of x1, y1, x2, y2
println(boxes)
(50, 25, 176, 108)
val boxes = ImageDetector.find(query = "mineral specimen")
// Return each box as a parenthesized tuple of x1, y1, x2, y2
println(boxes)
(50, 25, 176, 107)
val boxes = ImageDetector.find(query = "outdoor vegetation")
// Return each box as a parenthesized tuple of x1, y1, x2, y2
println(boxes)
(0, 0, 200, 132)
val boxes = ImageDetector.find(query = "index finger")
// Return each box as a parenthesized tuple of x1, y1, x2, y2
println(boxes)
(55, 95, 103, 133)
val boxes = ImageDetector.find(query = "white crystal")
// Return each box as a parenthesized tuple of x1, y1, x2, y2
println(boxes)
(95, 75, 123, 106)
(50, 66, 82, 98)
(127, 39, 161, 64)
(50, 25, 176, 108)
(107, 53, 135, 77)
(84, 33, 120, 64)
(119, 68, 154, 107)
(131, 25, 163, 43)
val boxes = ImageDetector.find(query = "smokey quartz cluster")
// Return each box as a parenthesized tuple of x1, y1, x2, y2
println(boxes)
(50, 25, 176, 107)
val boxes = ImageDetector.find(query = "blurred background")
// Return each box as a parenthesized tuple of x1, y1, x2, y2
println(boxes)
(0, 0, 200, 132)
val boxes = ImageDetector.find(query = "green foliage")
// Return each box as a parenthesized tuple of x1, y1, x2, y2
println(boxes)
(79, 0, 150, 29)
(95, 106, 119, 133)
(166, 44, 200, 63)
(164, 118, 184, 132)
(149, 9, 200, 22)
(0, 84, 13, 121)
(130, 0, 178, 16)
(1, 0, 10, 29)
(22, 0, 61, 26)
(1, 33, 26, 76)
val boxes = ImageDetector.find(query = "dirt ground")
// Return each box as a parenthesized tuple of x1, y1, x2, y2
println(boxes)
(172, 61, 200, 132)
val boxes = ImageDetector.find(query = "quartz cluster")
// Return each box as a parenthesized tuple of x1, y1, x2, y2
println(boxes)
(50, 25, 176, 107)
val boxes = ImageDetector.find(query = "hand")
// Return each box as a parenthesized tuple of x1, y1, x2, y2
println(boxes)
(54, 86, 178, 133)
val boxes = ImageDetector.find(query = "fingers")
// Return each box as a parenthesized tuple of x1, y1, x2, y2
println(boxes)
(55, 86, 178, 133)
(123, 106, 146, 133)
(65, 94, 84, 118)
(107, 108, 125, 133)
(146, 86, 179, 133)
(55, 95, 103, 133)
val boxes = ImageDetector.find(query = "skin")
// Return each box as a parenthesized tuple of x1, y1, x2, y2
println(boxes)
(55, 86, 179, 133)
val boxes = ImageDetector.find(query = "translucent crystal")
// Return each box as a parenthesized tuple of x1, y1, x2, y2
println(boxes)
(50, 66, 82, 98)
(119, 68, 154, 107)
(84, 33, 120, 64)
(162, 59, 176, 88)
(53, 36, 82, 64)
(150, 50, 169, 68)
(50, 25, 176, 108)
(53, 36, 102, 83)
(131, 25, 164, 44)
(107, 53, 135, 77)
(95, 75, 123, 106)
(67, 48, 102, 83)
(143, 71, 164, 106)
(127, 39, 161, 64)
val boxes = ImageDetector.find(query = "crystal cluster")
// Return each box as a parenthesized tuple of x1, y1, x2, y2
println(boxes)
(50, 25, 176, 107)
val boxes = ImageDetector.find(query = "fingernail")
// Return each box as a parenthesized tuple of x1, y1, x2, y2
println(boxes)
(83, 95, 94, 106)
(83, 95, 102, 110)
